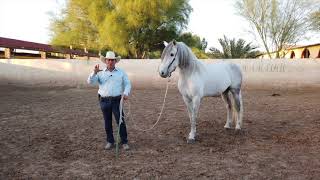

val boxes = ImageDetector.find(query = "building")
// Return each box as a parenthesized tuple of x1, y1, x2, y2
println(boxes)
(258, 43, 320, 59)
(0, 37, 98, 59)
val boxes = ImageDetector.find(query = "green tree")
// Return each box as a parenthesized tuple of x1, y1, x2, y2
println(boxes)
(235, 0, 319, 58)
(209, 35, 260, 59)
(191, 47, 209, 59)
(177, 33, 208, 58)
(177, 32, 202, 49)
(50, 0, 192, 58)
(50, 0, 108, 51)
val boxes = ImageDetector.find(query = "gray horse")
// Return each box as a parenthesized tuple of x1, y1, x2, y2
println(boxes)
(158, 40, 244, 143)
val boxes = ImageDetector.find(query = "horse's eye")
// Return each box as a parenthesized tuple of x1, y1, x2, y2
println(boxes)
(170, 53, 174, 57)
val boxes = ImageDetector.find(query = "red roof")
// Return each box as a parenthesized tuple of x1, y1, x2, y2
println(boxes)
(0, 37, 98, 57)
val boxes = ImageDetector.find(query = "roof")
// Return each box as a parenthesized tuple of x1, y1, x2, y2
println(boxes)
(288, 43, 320, 50)
(0, 37, 98, 57)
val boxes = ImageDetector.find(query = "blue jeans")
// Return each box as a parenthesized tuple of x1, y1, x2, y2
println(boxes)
(99, 96, 128, 144)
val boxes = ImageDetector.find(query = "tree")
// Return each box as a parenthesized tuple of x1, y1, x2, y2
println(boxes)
(50, 0, 108, 51)
(208, 35, 260, 59)
(50, 0, 192, 58)
(201, 38, 208, 51)
(177, 32, 208, 58)
(235, 0, 319, 58)
(191, 47, 209, 59)
(177, 32, 207, 50)
(310, 9, 320, 31)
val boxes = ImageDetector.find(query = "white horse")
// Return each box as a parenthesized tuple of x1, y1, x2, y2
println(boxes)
(158, 40, 244, 143)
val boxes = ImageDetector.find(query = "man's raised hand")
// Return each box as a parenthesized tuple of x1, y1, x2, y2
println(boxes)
(94, 64, 102, 74)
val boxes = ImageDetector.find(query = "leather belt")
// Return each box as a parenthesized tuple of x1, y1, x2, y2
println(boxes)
(99, 94, 121, 101)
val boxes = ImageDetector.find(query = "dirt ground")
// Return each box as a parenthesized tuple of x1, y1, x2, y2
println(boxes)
(1, 81, 320, 179)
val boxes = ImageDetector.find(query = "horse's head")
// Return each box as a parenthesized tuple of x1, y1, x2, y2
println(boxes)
(159, 40, 180, 78)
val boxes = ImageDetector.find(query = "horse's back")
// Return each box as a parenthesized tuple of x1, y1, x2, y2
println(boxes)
(203, 61, 242, 93)
(200, 61, 232, 96)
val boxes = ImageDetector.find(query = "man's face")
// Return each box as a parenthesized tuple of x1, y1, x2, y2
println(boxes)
(106, 59, 116, 69)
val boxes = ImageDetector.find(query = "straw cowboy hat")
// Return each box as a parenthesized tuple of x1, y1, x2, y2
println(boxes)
(100, 51, 121, 63)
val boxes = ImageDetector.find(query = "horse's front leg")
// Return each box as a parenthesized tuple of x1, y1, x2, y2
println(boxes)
(182, 95, 192, 122)
(182, 96, 193, 141)
(186, 96, 201, 143)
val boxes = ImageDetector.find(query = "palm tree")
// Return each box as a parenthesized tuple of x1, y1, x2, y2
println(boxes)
(209, 35, 260, 59)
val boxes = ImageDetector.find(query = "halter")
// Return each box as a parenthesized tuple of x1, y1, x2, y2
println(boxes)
(167, 48, 179, 73)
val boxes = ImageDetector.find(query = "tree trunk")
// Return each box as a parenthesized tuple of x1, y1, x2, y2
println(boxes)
(141, 51, 146, 59)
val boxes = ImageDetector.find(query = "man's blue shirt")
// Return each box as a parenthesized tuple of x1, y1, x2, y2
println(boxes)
(87, 67, 131, 97)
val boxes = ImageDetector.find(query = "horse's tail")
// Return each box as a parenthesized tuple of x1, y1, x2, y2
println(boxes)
(239, 89, 244, 127)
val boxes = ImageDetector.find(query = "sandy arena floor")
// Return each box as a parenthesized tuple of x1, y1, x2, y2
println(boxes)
(1, 82, 320, 179)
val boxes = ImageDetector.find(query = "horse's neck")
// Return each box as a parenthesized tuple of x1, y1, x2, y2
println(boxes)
(179, 59, 202, 78)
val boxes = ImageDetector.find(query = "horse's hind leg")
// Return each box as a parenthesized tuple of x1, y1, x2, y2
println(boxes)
(230, 88, 243, 130)
(221, 89, 232, 129)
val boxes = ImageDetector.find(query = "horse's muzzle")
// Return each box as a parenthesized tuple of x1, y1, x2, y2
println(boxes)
(159, 71, 168, 78)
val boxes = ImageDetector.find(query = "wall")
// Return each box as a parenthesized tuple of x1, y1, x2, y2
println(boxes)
(0, 58, 319, 88)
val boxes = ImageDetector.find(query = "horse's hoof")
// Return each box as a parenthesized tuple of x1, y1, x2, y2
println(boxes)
(235, 127, 242, 131)
(224, 126, 232, 130)
(187, 138, 196, 144)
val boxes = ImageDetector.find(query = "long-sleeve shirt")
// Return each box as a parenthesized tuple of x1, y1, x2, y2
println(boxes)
(87, 67, 131, 97)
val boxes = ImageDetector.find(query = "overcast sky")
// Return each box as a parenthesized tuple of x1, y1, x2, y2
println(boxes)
(0, 0, 319, 51)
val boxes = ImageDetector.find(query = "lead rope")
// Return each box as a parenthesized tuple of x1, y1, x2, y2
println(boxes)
(115, 78, 170, 159)
(116, 94, 124, 159)
(128, 78, 170, 131)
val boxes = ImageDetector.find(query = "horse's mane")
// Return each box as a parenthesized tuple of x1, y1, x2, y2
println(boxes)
(161, 41, 198, 70)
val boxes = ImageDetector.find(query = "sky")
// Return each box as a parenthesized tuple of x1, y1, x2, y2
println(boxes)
(0, 0, 64, 44)
(187, 0, 254, 49)
(0, 0, 319, 51)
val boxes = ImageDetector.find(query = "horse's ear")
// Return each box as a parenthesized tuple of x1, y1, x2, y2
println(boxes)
(173, 39, 176, 45)
(163, 41, 168, 47)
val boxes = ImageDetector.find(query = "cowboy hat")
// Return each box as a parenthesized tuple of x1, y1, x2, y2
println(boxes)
(100, 51, 121, 63)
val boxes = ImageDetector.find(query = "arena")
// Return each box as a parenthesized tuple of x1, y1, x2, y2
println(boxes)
(1, 59, 320, 179)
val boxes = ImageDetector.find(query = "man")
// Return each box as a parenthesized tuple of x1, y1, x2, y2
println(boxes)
(87, 51, 131, 151)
